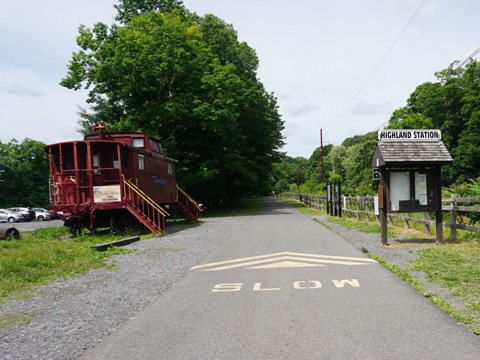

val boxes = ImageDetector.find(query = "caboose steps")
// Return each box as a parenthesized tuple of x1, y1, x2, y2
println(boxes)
(175, 185, 203, 221)
(123, 178, 168, 235)
(122, 180, 202, 235)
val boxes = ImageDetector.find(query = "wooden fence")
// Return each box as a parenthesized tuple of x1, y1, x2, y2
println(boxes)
(284, 193, 480, 241)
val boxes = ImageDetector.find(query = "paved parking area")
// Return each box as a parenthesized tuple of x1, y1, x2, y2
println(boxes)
(0, 219, 64, 232)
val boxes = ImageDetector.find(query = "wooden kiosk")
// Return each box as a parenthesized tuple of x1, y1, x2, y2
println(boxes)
(371, 129, 453, 245)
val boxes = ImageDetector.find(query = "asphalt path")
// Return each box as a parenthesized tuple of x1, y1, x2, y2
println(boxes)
(81, 198, 480, 359)
(0, 219, 64, 232)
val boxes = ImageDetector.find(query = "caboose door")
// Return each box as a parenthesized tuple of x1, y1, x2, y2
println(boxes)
(62, 176, 77, 205)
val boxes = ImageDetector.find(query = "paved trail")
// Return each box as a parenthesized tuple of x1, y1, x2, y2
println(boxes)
(81, 198, 480, 359)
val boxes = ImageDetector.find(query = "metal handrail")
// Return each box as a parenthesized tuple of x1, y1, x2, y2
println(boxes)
(177, 185, 203, 213)
(123, 176, 169, 217)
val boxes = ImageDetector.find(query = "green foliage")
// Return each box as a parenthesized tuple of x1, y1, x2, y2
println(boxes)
(298, 178, 325, 195)
(445, 177, 480, 227)
(114, 0, 185, 23)
(0, 139, 49, 208)
(280, 197, 323, 216)
(328, 217, 395, 236)
(273, 132, 377, 196)
(388, 60, 480, 185)
(0, 227, 132, 302)
(447, 177, 480, 198)
(0, 228, 122, 300)
(202, 197, 264, 217)
(410, 243, 480, 334)
(61, 5, 284, 206)
(389, 112, 434, 130)
(341, 132, 377, 194)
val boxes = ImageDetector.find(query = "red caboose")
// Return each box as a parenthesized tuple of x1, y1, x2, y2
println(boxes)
(44, 124, 201, 234)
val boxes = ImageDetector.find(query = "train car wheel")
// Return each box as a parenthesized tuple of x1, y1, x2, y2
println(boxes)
(69, 219, 84, 236)
(0, 228, 20, 240)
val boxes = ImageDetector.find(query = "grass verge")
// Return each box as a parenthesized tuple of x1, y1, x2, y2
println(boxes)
(0, 227, 133, 304)
(202, 197, 265, 217)
(409, 243, 480, 334)
(370, 255, 472, 330)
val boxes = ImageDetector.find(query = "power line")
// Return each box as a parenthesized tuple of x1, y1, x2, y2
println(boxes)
(372, 43, 480, 132)
(455, 45, 480, 69)
(332, 0, 428, 123)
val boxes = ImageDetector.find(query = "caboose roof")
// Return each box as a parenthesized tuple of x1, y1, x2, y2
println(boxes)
(84, 131, 156, 141)
(371, 141, 453, 168)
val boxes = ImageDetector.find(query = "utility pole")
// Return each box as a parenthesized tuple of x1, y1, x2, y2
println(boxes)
(320, 129, 325, 182)
(296, 159, 299, 191)
(0, 156, 4, 183)
(296, 158, 303, 191)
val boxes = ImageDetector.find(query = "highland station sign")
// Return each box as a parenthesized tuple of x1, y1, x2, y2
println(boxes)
(372, 128, 452, 245)
(378, 129, 441, 142)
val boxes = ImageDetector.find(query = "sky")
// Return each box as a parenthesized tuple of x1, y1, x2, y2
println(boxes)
(1, 0, 479, 158)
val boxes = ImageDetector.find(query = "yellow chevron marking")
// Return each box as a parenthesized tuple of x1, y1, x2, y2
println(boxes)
(248, 261, 326, 269)
(191, 252, 376, 271)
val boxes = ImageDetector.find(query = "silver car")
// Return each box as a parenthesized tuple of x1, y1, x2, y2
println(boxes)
(32, 208, 51, 221)
(0, 209, 24, 223)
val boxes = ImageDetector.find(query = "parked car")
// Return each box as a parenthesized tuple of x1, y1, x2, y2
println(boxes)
(32, 208, 51, 221)
(49, 210, 63, 220)
(7, 207, 36, 222)
(0, 209, 24, 223)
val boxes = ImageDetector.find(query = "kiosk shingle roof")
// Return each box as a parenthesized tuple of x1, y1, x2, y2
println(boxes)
(372, 141, 453, 167)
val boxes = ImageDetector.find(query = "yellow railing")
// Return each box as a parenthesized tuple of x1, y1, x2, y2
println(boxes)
(122, 176, 169, 234)
(176, 184, 203, 219)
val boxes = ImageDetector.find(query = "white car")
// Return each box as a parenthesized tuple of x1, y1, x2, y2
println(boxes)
(0, 209, 24, 223)
(32, 208, 51, 221)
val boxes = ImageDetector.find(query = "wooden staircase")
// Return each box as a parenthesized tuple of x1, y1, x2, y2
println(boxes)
(176, 185, 203, 221)
(123, 178, 169, 235)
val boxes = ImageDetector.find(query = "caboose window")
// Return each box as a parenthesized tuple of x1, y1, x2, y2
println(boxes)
(168, 162, 173, 175)
(113, 151, 128, 168)
(138, 155, 145, 170)
(62, 155, 73, 170)
(93, 154, 101, 175)
(132, 138, 145, 148)
(122, 151, 127, 168)
(149, 139, 159, 152)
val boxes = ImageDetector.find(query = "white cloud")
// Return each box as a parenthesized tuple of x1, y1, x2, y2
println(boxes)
(0, 83, 43, 98)
(279, 95, 319, 117)
(348, 101, 392, 115)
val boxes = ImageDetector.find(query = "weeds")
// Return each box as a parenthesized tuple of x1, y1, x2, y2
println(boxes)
(0, 227, 132, 303)
(202, 198, 265, 217)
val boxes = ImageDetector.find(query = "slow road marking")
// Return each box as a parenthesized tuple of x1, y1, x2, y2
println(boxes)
(211, 279, 361, 292)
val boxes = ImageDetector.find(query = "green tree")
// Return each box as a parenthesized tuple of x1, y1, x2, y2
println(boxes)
(341, 133, 377, 194)
(326, 145, 347, 182)
(114, 0, 185, 23)
(0, 139, 49, 208)
(387, 60, 480, 185)
(271, 157, 297, 191)
(61, 5, 284, 205)
(453, 110, 480, 183)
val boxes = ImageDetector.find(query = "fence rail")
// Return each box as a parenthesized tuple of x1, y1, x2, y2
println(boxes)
(284, 193, 480, 240)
